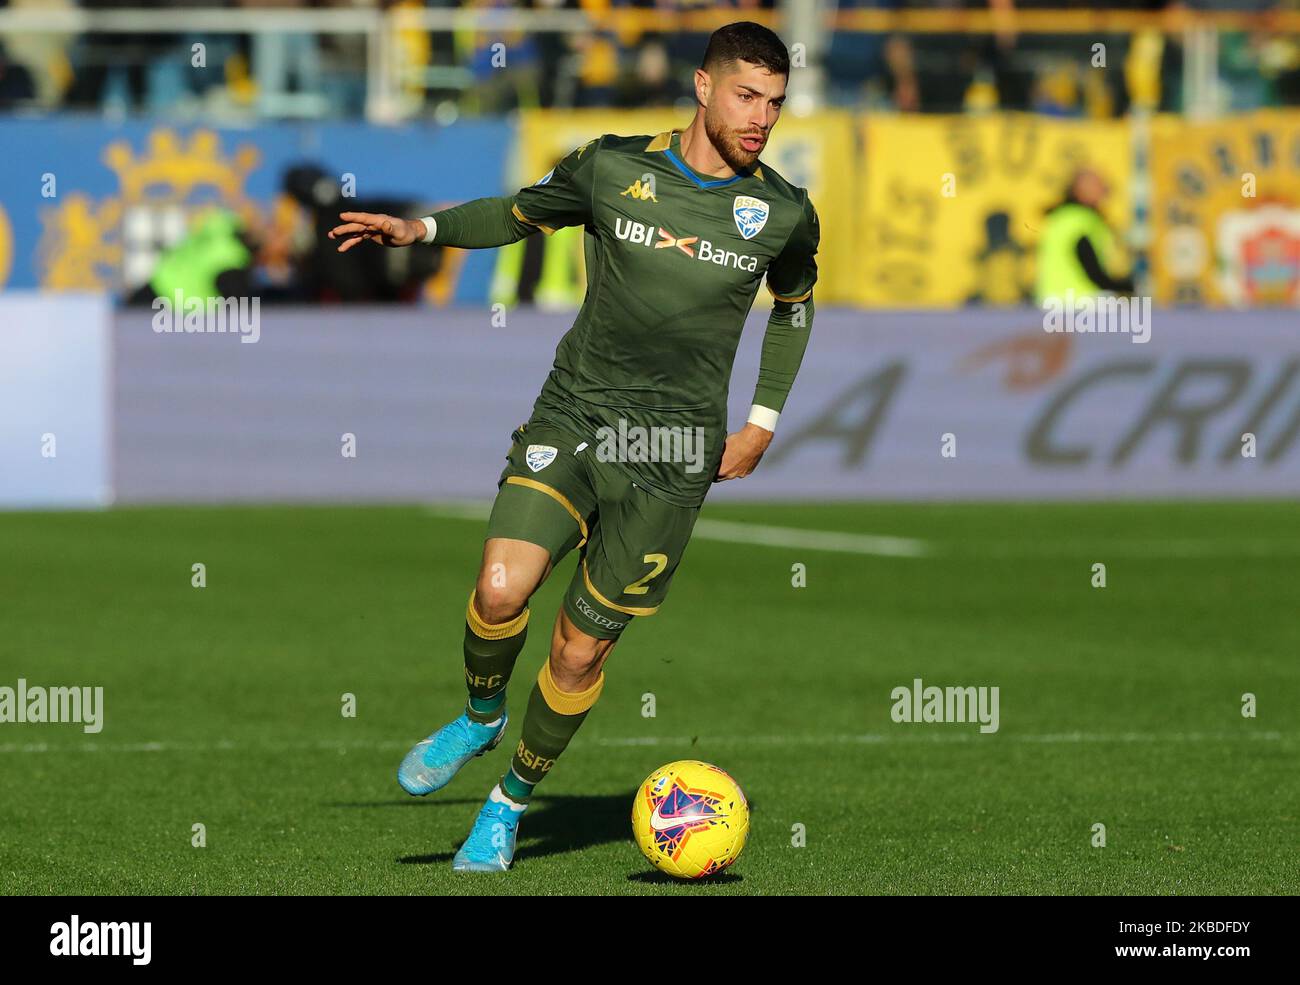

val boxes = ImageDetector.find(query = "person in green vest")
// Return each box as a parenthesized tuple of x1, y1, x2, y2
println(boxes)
(489, 222, 584, 309)
(1035, 168, 1136, 305)
(147, 208, 255, 305)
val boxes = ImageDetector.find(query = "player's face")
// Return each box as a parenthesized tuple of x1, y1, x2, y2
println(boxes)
(704, 61, 786, 172)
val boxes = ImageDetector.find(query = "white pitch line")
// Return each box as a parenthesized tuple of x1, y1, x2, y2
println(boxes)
(691, 518, 928, 558)
(0, 731, 1285, 754)
(0, 738, 409, 755)
(592, 731, 1288, 747)
(954, 539, 1300, 559)
(421, 502, 1300, 560)
(423, 503, 929, 558)
(421, 501, 492, 521)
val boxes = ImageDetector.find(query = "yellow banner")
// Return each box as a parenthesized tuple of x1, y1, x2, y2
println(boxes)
(1150, 110, 1300, 306)
(515, 109, 859, 304)
(858, 114, 1132, 307)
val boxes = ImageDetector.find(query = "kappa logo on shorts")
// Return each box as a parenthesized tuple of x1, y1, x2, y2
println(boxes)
(574, 595, 625, 632)
(525, 445, 557, 472)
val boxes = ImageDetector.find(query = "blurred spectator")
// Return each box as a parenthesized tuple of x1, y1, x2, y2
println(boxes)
(64, 0, 179, 113)
(884, 34, 922, 111)
(1036, 168, 1136, 305)
(281, 162, 443, 302)
(0, 0, 1296, 119)
(128, 206, 261, 306)
(1220, 29, 1300, 111)
(1031, 61, 1081, 116)
(0, 0, 74, 108)
(0, 38, 35, 108)
(491, 152, 585, 308)
(572, 29, 620, 107)
(453, 0, 542, 114)
(238, 0, 325, 118)
(612, 34, 685, 107)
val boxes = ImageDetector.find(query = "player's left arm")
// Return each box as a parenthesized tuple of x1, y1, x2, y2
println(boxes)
(715, 193, 820, 482)
(328, 137, 601, 252)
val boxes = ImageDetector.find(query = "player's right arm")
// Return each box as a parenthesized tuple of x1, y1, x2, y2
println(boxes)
(328, 136, 601, 253)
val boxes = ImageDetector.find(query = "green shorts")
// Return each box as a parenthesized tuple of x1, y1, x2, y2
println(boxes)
(485, 420, 701, 640)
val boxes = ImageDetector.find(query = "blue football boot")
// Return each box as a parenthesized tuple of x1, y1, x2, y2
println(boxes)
(452, 785, 528, 872)
(396, 710, 508, 796)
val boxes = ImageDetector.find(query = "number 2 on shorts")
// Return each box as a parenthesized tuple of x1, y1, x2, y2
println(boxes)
(623, 553, 668, 595)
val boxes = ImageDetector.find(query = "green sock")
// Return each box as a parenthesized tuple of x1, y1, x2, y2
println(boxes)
(468, 692, 505, 721)
(508, 663, 606, 798)
(463, 591, 529, 724)
(501, 768, 534, 803)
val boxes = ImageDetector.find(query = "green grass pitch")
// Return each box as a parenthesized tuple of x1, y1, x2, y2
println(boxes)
(1, 501, 1296, 895)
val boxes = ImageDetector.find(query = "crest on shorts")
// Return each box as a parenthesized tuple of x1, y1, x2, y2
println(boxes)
(526, 445, 557, 472)
(733, 195, 769, 240)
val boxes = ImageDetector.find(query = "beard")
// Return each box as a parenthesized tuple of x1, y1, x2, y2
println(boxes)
(703, 107, 763, 173)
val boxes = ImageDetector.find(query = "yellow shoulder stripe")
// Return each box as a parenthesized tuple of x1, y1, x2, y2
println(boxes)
(511, 202, 557, 236)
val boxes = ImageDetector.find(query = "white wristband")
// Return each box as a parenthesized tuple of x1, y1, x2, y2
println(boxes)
(747, 404, 780, 432)
(418, 215, 438, 244)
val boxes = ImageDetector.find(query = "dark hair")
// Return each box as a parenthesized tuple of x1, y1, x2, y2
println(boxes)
(701, 21, 789, 79)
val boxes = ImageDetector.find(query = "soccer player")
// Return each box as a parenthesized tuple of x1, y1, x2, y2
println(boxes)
(328, 21, 818, 872)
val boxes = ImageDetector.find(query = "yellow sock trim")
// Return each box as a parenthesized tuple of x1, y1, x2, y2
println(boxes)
(537, 662, 604, 716)
(466, 590, 529, 641)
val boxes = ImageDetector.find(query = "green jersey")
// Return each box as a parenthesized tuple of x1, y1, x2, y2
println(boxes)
(432, 129, 820, 506)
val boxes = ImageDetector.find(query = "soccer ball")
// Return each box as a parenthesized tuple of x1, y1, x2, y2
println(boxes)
(631, 760, 749, 879)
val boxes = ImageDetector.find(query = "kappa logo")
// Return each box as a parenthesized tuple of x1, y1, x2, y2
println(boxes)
(526, 445, 557, 472)
(733, 195, 769, 240)
(620, 179, 658, 202)
(574, 595, 625, 632)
